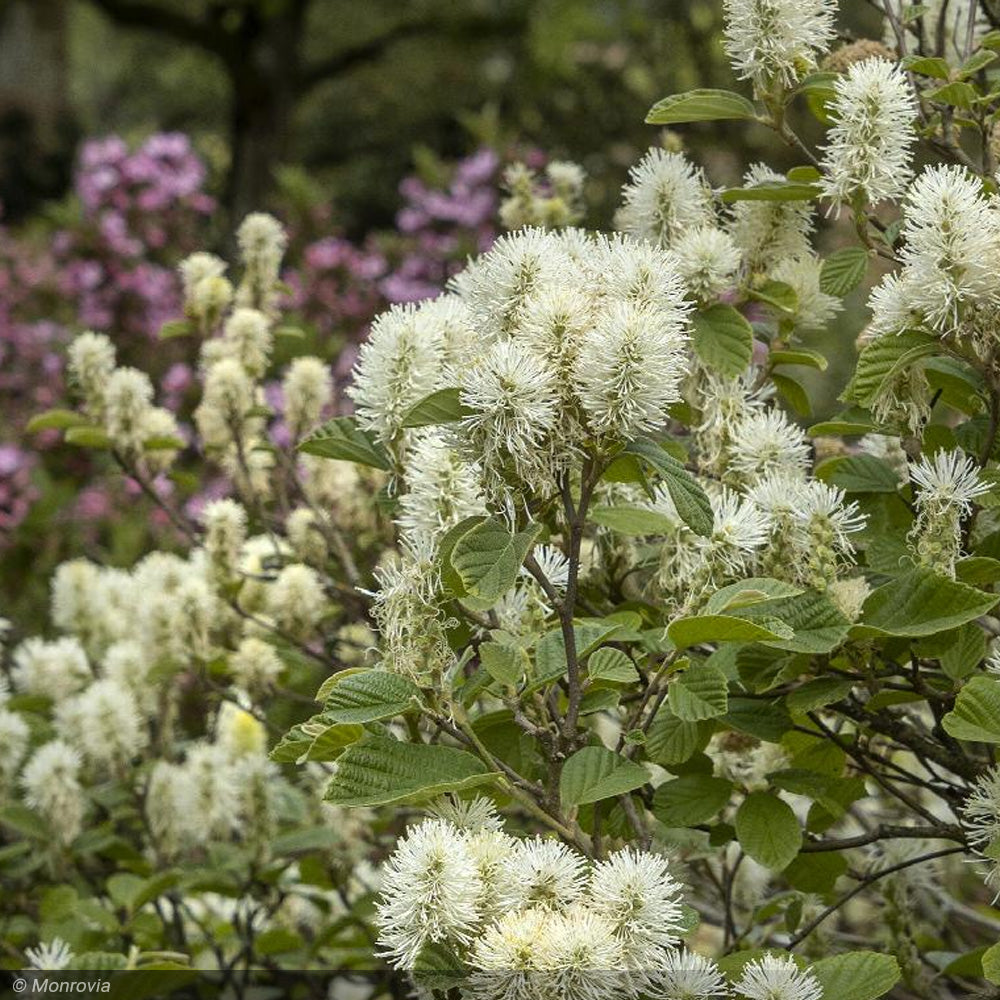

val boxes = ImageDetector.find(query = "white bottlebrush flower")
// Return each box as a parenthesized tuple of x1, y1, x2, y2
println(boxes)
(0, 708, 30, 787)
(615, 148, 714, 247)
(523, 543, 571, 591)
(467, 907, 551, 1000)
(59, 678, 147, 771)
(864, 269, 922, 339)
(497, 836, 588, 911)
(375, 818, 483, 968)
(195, 357, 256, 449)
(460, 338, 561, 493)
(20, 740, 85, 845)
(790, 479, 867, 547)
(235, 212, 287, 311)
(179, 250, 226, 299)
(826, 574, 871, 622)
(705, 487, 772, 576)
(595, 236, 690, 316)
(709, 730, 789, 792)
(820, 57, 917, 210)
(229, 636, 284, 691)
(646, 947, 729, 999)
(728, 408, 811, 484)
(104, 366, 154, 454)
(963, 763, 1000, 895)
(733, 955, 823, 1000)
(730, 163, 815, 269)
(909, 448, 988, 574)
(215, 701, 268, 759)
(769, 256, 842, 331)
(67, 331, 116, 418)
(575, 301, 689, 440)
(102, 640, 156, 715)
(176, 742, 243, 843)
(397, 431, 485, 551)
(371, 538, 454, 683)
(137, 406, 182, 474)
(430, 795, 504, 833)
(202, 498, 248, 582)
(282, 355, 332, 438)
(723, 0, 837, 95)
(900, 164, 1000, 332)
(543, 907, 626, 999)
(673, 225, 742, 300)
(516, 284, 593, 379)
(456, 227, 576, 334)
(349, 302, 446, 443)
(221, 307, 273, 379)
(24, 937, 76, 971)
(11, 636, 91, 702)
(267, 563, 327, 638)
(910, 448, 988, 516)
(50, 559, 103, 646)
(587, 848, 684, 967)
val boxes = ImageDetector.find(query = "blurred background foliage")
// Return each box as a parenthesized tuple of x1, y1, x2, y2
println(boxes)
(0, 0, 867, 230)
(0, 0, 882, 630)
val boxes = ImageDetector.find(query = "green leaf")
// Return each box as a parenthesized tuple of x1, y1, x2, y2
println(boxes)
(770, 348, 828, 371)
(323, 670, 421, 723)
(735, 792, 802, 870)
(480, 642, 528, 687)
(143, 435, 185, 452)
(810, 952, 901, 1000)
(820, 247, 869, 297)
(942, 676, 1000, 743)
(298, 416, 391, 470)
(436, 514, 488, 597)
(646, 712, 704, 765)
(450, 518, 542, 604)
(749, 279, 798, 314)
(65, 425, 112, 448)
(158, 319, 193, 340)
(668, 662, 730, 721)
(646, 88, 757, 124)
(785, 852, 847, 893)
(786, 678, 855, 715)
(691, 304, 754, 377)
(559, 746, 649, 807)
(652, 775, 733, 826)
(274, 324, 306, 339)
(857, 568, 997, 638)
(983, 941, 1000, 984)
(721, 182, 821, 202)
(588, 647, 639, 684)
(590, 505, 677, 536)
(533, 621, 625, 688)
(668, 614, 793, 649)
(925, 80, 977, 108)
(401, 387, 472, 428)
(624, 439, 713, 537)
(900, 54, 951, 78)
(324, 737, 498, 807)
(25, 409, 89, 434)
(704, 578, 804, 614)
(816, 453, 901, 493)
(842, 330, 938, 407)
(773, 373, 811, 417)
(807, 408, 879, 436)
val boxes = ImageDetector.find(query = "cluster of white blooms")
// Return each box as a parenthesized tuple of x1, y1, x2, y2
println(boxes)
(146, 704, 276, 857)
(377, 800, 828, 999)
(723, 0, 837, 96)
(352, 226, 691, 506)
(374, 799, 711, 999)
(67, 331, 181, 466)
(175, 216, 332, 495)
(500, 160, 587, 230)
(20, 740, 85, 845)
(908, 449, 989, 576)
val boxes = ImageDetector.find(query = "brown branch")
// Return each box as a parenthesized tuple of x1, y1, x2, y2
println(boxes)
(85, 0, 231, 55)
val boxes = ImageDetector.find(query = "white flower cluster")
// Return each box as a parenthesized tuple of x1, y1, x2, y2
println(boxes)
(963, 763, 1000, 896)
(67, 332, 181, 467)
(178, 216, 333, 493)
(376, 800, 824, 1000)
(352, 227, 691, 506)
(500, 160, 587, 230)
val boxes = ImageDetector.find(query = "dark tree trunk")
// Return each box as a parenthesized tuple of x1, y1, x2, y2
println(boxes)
(224, 3, 305, 225)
